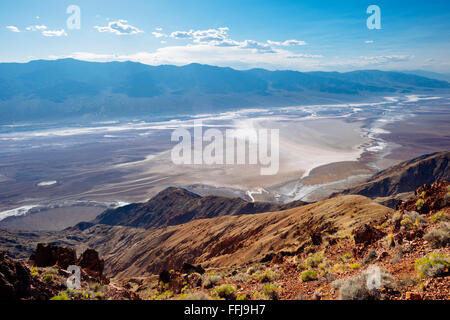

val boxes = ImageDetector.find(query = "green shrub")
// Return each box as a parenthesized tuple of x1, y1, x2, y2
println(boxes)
(416, 199, 425, 211)
(236, 294, 247, 301)
(42, 273, 54, 282)
(350, 263, 361, 270)
(212, 284, 237, 300)
(300, 270, 318, 282)
(50, 292, 71, 300)
(304, 251, 324, 268)
(430, 211, 448, 223)
(29, 266, 39, 277)
(263, 285, 279, 300)
(415, 251, 450, 279)
(255, 270, 276, 283)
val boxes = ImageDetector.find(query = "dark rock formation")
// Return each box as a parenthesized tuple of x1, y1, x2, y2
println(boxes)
(29, 243, 77, 269)
(78, 248, 105, 277)
(0, 251, 55, 300)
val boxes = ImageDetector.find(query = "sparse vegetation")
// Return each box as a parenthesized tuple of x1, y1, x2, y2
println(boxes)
(300, 270, 318, 282)
(183, 292, 211, 300)
(424, 222, 450, 248)
(416, 199, 425, 211)
(50, 292, 71, 300)
(362, 248, 378, 265)
(262, 284, 279, 300)
(203, 274, 222, 288)
(430, 211, 448, 223)
(233, 272, 250, 283)
(350, 263, 360, 270)
(255, 270, 277, 283)
(211, 284, 237, 300)
(42, 273, 54, 282)
(332, 266, 394, 300)
(415, 251, 450, 279)
(400, 211, 428, 231)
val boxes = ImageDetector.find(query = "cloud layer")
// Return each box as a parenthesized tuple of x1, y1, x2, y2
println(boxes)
(94, 20, 143, 35)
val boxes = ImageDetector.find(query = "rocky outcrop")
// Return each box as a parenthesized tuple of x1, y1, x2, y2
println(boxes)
(29, 243, 77, 269)
(91, 187, 307, 229)
(353, 224, 386, 246)
(0, 251, 55, 300)
(78, 249, 105, 277)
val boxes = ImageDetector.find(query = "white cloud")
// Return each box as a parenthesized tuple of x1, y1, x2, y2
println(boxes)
(155, 27, 163, 31)
(26, 25, 47, 31)
(152, 31, 167, 38)
(269, 39, 307, 46)
(168, 27, 305, 54)
(42, 29, 67, 37)
(94, 19, 143, 35)
(365, 40, 374, 44)
(6, 26, 20, 32)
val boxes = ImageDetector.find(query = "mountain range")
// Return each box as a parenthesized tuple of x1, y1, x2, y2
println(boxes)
(1, 59, 450, 122)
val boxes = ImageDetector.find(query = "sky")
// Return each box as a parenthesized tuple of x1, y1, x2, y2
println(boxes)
(1, 0, 450, 72)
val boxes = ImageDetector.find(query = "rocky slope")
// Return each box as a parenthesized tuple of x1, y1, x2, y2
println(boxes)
(117, 181, 449, 300)
(91, 187, 307, 229)
(338, 151, 449, 203)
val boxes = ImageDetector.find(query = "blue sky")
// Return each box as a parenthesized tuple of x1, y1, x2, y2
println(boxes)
(1, 0, 449, 72)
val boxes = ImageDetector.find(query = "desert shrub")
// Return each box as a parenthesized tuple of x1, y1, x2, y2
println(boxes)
(430, 211, 449, 223)
(390, 211, 402, 224)
(304, 245, 315, 254)
(255, 270, 276, 283)
(300, 251, 324, 269)
(362, 248, 378, 265)
(233, 272, 250, 283)
(390, 245, 405, 264)
(46, 267, 59, 275)
(415, 251, 450, 279)
(42, 273, 54, 282)
(385, 233, 395, 248)
(50, 292, 71, 300)
(416, 199, 425, 211)
(252, 291, 267, 300)
(331, 263, 348, 273)
(183, 292, 211, 300)
(400, 211, 427, 231)
(203, 274, 222, 288)
(29, 266, 39, 277)
(350, 263, 361, 270)
(263, 284, 279, 300)
(246, 266, 257, 275)
(212, 284, 237, 300)
(236, 294, 247, 300)
(300, 270, 318, 282)
(424, 223, 450, 248)
(332, 265, 394, 300)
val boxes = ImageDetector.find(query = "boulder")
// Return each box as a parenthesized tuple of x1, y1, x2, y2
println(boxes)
(352, 224, 386, 246)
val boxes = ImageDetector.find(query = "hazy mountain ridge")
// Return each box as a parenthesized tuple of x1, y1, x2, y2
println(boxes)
(91, 187, 308, 229)
(1, 59, 449, 122)
(338, 151, 450, 201)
